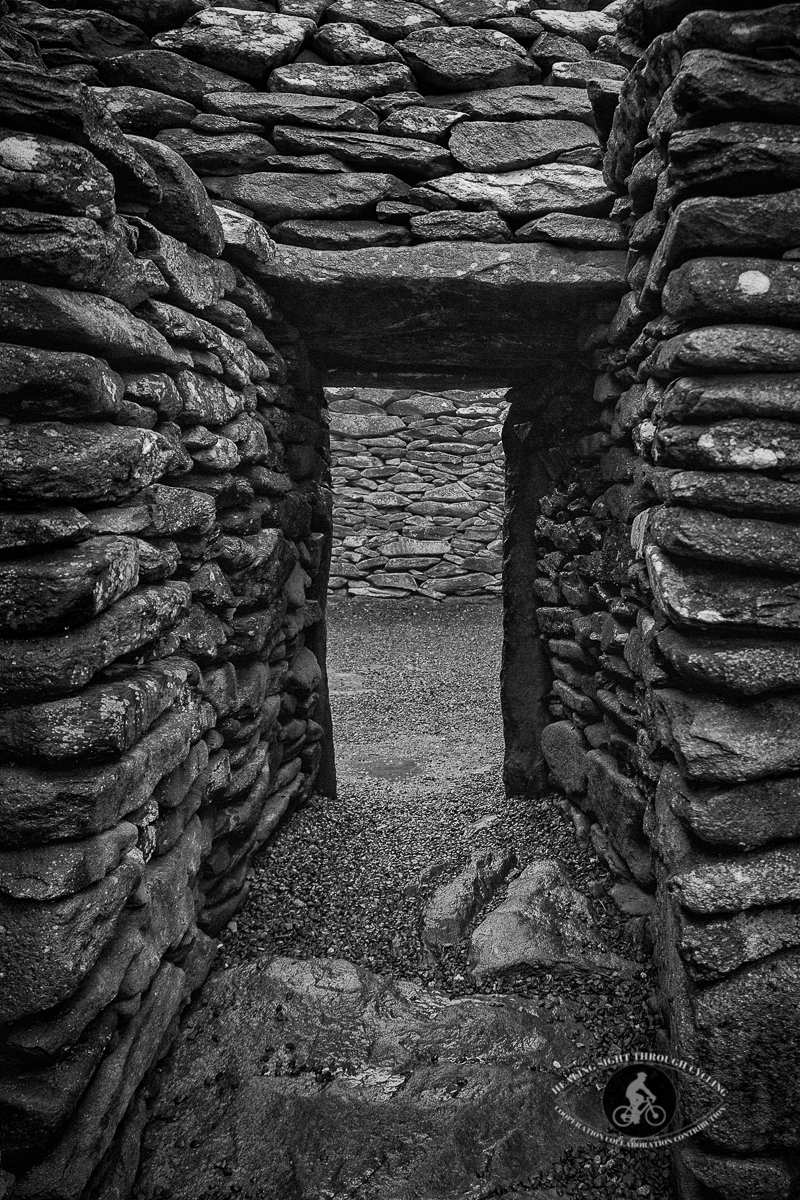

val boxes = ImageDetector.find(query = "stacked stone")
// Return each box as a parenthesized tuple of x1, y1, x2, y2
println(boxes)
(328, 385, 506, 597)
(0, 24, 330, 1200)
(540, 1, 800, 1195)
(3, 0, 633, 253)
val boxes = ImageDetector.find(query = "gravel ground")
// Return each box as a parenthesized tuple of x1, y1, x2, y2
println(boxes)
(219, 596, 676, 1200)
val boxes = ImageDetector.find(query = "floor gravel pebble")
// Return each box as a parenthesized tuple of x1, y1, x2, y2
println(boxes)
(219, 596, 676, 1200)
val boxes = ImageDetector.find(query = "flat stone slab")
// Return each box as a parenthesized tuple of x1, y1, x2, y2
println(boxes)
(449, 118, 598, 171)
(418, 163, 614, 219)
(253, 240, 625, 375)
(426, 83, 593, 122)
(136, 956, 578, 1200)
(326, 0, 445, 41)
(396, 26, 537, 92)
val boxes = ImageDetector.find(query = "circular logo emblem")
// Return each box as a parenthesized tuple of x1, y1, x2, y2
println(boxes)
(602, 1062, 677, 1136)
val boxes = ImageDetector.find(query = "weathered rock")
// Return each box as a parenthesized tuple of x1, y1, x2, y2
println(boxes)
(90, 85, 197, 133)
(658, 372, 800, 423)
(0, 582, 190, 704)
(410, 209, 510, 240)
(658, 469, 800, 519)
(0, 508, 96, 555)
(657, 626, 800, 696)
(450, 118, 597, 172)
(272, 217, 409, 247)
(648, 325, 800, 380)
(271, 125, 452, 177)
(13, 5, 148, 63)
(314, 22, 404, 64)
(0, 60, 160, 204)
(528, 31, 589, 73)
(205, 90, 379, 132)
(0, 210, 160, 304)
(126, 135, 224, 257)
(655, 417, 800, 472)
(426, 83, 592, 122)
(423, 0, 528, 23)
(396, 27, 535, 92)
(680, 1146, 797, 1200)
(676, 896, 800, 982)
(540, 720, 589, 796)
(656, 50, 800, 143)
(258, 240, 624, 372)
(154, 10, 311, 84)
(423, 847, 515, 946)
(645, 192, 800, 297)
(418, 163, 614, 218)
(648, 505, 800, 574)
(653, 687, 800, 784)
(379, 103, 461, 143)
(205, 169, 407, 221)
(0, 657, 198, 760)
(663, 257, 800, 329)
(646, 545, 800, 633)
(0, 535, 139, 635)
(668, 121, 800, 200)
(669, 949, 800, 1153)
(515, 211, 625, 247)
(670, 838, 800, 918)
(0, 280, 178, 368)
(659, 762, 800, 851)
(155, 127, 275, 174)
(13, 962, 186, 1200)
(530, 8, 615, 49)
(99, 49, 255, 106)
(0, 129, 115, 220)
(0, 822, 138, 902)
(551, 60, 627, 87)
(134, 956, 577, 1200)
(129, 222, 236, 313)
(0, 851, 143, 1023)
(213, 205, 277, 273)
(268, 61, 416, 99)
(469, 859, 633, 977)
(584, 748, 653, 887)
(0, 421, 173, 504)
(326, 0, 445, 41)
(0, 693, 210, 850)
(0, 344, 124, 422)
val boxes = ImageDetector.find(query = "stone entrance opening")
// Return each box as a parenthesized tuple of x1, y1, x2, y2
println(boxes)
(327, 382, 507, 600)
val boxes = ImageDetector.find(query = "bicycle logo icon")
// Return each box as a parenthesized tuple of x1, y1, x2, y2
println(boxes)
(602, 1063, 676, 1136)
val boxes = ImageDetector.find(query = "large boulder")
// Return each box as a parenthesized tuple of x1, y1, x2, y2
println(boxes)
(468, 859, 634, 977)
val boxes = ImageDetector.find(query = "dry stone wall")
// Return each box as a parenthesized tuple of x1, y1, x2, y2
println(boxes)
(328, 385, 507, 598)
(0, 12, 333, 1199)
(534, 2, 800, 1196)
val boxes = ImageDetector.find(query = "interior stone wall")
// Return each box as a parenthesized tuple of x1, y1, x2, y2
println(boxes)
(0, 12, 333, 1197)
(536, 3, 800, 1196)
(0, 0, 623, 1192)
(328, 385, 506, 598)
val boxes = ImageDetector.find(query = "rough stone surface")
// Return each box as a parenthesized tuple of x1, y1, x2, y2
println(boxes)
(419, 163, 614, 219)
(135, 956, 578, 1200)
(469, 859, 634, 977)
(396, 27, 537, 92)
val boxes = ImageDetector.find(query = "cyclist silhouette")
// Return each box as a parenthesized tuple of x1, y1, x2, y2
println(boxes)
(611, 1071, 667, 1129)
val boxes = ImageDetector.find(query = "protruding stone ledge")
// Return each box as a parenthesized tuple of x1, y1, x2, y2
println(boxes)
(256, 241, 626, 374)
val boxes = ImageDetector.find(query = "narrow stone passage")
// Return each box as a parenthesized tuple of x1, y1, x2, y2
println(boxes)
(136, 600, 675, 1200)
